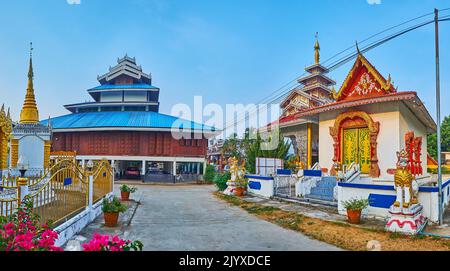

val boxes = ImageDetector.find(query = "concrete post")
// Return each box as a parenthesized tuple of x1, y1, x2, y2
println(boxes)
(172, 160, 177, 176)
(142, 160, 146, 176)
(88, 175, 93, 211)
(111, 160, 116, 182)
(17, 177, 29, 205)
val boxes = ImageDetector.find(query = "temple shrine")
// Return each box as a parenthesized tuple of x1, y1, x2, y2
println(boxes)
(263, 40, 446, 225)
(43, 56, 218, 182)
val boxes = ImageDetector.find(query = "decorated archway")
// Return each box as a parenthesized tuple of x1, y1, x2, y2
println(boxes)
(329, 110, 380, 177)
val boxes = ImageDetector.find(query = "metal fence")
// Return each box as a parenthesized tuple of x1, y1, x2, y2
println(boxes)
(0, 158, 113, 227)
(274, 175, 297, 198)
(93, 160, 113, 204)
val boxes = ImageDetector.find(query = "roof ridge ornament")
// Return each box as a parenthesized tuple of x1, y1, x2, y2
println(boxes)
(355, 40, 360, 54)
(314, 32, 320, 64)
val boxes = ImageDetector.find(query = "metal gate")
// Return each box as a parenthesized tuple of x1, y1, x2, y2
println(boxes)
(274, 175, 297, 198)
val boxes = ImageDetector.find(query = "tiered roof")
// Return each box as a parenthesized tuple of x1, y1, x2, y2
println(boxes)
(97, 55, 152, 85)
(280, 37, 335, 117)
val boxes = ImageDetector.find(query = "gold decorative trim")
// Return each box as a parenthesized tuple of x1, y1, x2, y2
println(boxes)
(10, 139, 19, 168)
(334, 53, 395, 101)
(44, 140, 52, 169)
(329, 110, 380, 177)
(0, 106, 12, 169)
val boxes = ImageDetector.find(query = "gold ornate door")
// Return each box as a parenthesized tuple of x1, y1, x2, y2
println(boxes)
(343, 128, 358, 167)
(342, 127, 370, 174)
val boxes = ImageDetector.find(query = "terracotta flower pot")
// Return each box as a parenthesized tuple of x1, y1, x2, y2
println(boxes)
(121, 191, 130, 201)
(235, 187, 245, 197)
(104, 212, 119, 227)
(347, 209, 362, 224)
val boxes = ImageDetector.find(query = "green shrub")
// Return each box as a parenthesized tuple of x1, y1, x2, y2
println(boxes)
(102, 197, 127, 213)
(120, 184, 137, 193)
(204, 164, 216, 184)
(342, 198, 370, 211)
(213, 172, 231, 191)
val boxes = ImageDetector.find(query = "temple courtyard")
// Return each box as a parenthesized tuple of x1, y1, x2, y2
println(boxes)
(65, 184, 341, 251)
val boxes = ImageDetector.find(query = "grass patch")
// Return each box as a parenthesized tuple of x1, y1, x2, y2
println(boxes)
(214, 191, 450, 251)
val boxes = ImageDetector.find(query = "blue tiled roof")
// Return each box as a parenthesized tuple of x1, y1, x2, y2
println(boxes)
(88, 84, 159, 91)
(41, 111, 216, 131)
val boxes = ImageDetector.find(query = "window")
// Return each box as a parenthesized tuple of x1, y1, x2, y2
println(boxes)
(100, 92, 123, 102)
(124, 91, 147, 102)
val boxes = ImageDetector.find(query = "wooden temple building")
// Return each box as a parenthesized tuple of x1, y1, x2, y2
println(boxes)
(43, 56, 218, 181)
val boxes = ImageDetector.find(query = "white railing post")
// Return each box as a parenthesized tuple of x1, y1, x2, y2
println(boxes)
(17, 177, 29, 205)
(88, 175, 93, 211)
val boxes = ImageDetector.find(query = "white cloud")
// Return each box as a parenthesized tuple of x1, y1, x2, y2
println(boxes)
(367, 0, 382, 4)
(67, 0, 81, 4)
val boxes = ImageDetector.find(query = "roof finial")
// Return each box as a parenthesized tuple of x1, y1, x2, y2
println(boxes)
(314, 32, 320, 64)
(355, 40, 360, 54)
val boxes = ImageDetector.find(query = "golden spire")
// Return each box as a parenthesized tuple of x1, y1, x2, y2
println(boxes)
(20, 42, 39, 124)
(314, 32, 320, 64)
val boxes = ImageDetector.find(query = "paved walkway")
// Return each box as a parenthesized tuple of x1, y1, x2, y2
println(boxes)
(72, 185, 341, 251)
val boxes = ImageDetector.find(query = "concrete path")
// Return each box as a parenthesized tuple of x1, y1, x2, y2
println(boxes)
(123, 185, 341, 251)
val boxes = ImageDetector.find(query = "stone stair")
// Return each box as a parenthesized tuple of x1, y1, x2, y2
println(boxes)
(305, 176, 337, 202)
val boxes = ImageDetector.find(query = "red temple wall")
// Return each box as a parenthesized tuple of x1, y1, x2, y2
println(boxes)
(52, 131, 207, 157)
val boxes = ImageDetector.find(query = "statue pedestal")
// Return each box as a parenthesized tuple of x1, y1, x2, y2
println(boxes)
(223, 180, 237, 196)
(386, 204, 427, 235)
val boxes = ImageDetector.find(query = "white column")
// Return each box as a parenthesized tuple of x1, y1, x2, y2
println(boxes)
(142, 160, 146, 176)
(81, 159, 86, 169)
(111, 160, 115, 182)
(173, 160, 177, 176)
(88, 175, 94, 220)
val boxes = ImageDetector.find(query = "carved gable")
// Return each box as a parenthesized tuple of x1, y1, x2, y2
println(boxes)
(332, 53, 396, 102)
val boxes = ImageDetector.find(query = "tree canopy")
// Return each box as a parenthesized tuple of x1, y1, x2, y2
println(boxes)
(427, 115, 450, 160)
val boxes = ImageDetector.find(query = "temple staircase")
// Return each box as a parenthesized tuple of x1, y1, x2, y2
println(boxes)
(304, 176, 337, 202)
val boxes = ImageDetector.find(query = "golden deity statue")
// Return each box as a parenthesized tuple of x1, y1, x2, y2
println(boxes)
(393, 149, 418, 208)
(292, 155, 305, 174)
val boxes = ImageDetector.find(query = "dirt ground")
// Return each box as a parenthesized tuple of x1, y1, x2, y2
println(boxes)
(215, 192, 450, 251)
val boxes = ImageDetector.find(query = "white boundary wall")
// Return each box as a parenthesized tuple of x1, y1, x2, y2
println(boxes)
(337, 179, 450, 223)
(246, 175, 274, 198)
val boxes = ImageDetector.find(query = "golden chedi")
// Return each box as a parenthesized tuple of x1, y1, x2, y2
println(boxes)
(20, 50, 39, 124)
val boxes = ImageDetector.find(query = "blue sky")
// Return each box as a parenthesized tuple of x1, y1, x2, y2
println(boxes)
(0, 0, 449, 130)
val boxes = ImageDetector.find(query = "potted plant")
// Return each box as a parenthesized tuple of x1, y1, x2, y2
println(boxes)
(102, 197, 127, 227)
(342, 198, 369, 224)
(234, 178, 248, 197)
(120, 184, 137, 201)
